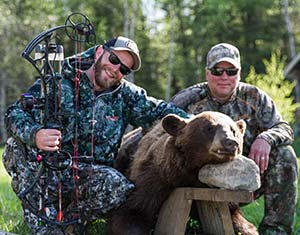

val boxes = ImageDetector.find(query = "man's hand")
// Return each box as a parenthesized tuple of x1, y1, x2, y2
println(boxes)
(248, 138, 271, 174)
(36, 129, 61, 151)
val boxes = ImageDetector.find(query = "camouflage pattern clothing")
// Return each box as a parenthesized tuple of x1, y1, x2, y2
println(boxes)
(2, 45, 188, 234)
(171, 82, 298, 235)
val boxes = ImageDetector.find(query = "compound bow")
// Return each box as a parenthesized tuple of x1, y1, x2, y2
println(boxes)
(18, 12, 96, 228)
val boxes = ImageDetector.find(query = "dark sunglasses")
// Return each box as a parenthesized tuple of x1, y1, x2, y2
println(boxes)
(209, 67, 239, 76)
(108, 52, 132, 76)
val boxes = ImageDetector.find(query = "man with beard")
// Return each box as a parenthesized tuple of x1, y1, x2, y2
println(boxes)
(3, 36, 188, 235)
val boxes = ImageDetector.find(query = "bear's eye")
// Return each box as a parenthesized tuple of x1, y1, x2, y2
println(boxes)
(205, 125, 214, 133)
(230, 126, 236, 136)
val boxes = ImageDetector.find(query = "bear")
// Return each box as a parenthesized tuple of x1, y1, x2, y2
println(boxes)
(108, 111, 258, 235)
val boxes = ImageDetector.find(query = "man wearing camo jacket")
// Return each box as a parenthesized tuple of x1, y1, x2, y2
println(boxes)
(171, 43, 298, 235)
(2, 36, 188, 235)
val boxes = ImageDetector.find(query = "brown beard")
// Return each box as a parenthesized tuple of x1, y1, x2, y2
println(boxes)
(94, 56, 119, 91)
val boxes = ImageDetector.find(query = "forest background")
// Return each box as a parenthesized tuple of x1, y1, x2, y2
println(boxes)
(0, 0, 300, 151)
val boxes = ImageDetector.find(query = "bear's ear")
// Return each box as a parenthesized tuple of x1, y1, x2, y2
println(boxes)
(162, 114, 187, 137)
(235, 119, 247, 135)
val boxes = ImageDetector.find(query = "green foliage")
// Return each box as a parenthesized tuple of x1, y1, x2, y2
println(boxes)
(292, 137, 300, 157)
(2, 0, 300, 103)
(245, 51, 300, 124)
(156, 0, 292, 88)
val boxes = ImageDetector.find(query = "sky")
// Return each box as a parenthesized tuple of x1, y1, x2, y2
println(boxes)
(141, 0, 165, 33)
(142, 0, 165, 24)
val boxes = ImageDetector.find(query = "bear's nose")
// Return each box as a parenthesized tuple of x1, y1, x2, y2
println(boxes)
(223, 138, 239, 151)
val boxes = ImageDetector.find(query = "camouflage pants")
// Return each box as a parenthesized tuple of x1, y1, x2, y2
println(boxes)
(2, 137, 135, 235)
(254, 145, 298, 235)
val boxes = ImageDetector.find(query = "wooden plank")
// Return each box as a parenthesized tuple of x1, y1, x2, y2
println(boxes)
(154, 188, 192, 235)
(218, 202, 236, 235)
(154, 188, 254, 235)
(184, 188, 254, 203)
(196, 200, 235, 235)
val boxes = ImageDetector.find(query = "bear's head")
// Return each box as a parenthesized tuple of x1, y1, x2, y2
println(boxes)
(162, 111, 246, 167)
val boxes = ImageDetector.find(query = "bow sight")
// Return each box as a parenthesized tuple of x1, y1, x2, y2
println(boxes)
(22, 12, 95, 74)
(21, 12, 95, 124)
(18, 12, 96, 227)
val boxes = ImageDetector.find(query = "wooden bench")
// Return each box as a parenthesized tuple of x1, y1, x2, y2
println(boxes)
(154, 187, 254, 235)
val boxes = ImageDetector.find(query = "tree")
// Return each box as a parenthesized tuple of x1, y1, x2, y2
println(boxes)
(245, 51, 299, 124)
(151, 0, 300, 99)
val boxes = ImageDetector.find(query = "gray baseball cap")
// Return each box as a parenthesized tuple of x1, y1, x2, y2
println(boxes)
(206, 43, 241, 69)
(104, 36, 141, 71)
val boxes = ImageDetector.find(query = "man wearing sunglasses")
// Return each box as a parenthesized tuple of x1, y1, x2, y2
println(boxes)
(3, 36, 189, 235)
(171, 43, 298, 235)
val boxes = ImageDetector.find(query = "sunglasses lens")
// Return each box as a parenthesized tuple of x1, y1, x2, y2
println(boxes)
(108, 52, 131, 76)
(108, 53, 120, 65)
(226, 68, 239, 76)
(210, 67, 238, 76)
(120, 65, 131, 75)
(210, 68, 224, 76)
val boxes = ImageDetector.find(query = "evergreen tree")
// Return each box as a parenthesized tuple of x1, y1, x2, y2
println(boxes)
(245, 51, 299, 124)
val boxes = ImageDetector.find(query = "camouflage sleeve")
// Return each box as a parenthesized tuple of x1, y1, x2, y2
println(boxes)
(254, 88, 294, 147)
(123, 82, 189, 128)
(4, 80, 44, 147)
(170, 83, 208, 111)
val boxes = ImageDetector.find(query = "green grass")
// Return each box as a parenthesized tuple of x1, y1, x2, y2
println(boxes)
(0, 147, 31, 234)
(0, 147, 299, 234)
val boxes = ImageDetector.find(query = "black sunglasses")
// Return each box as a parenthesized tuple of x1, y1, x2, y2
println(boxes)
(209, 67, 239, 76)
(108, 52, 132, 76)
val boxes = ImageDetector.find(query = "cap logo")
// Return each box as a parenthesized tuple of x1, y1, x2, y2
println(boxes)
(107, 36, 141, 71)
(125, 40, 138, 53)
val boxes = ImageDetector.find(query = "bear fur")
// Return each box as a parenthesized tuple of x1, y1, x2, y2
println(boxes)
(108, 111, 258, 235)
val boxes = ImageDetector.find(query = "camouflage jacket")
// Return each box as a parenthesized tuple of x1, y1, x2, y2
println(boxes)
(170, 82, 294, 155)
(5, 46, 188, 166)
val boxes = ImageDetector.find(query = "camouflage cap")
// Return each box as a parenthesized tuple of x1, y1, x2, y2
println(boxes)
(104, 36, 141, 71)
(206, 43, 241, 69)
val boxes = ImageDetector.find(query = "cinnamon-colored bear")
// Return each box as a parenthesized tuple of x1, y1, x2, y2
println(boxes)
(108, 111, 258, 235)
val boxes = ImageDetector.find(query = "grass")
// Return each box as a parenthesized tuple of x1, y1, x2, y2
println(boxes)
(0, 147, 31, 234)
(0, 146, 299, 234)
